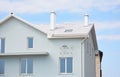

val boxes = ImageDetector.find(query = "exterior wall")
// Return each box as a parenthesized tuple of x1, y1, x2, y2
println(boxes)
(96, 54, 101, 77)
(96, 51, 103, 77)
(0, 18, 83, 77)
(83, 32, 96, 77)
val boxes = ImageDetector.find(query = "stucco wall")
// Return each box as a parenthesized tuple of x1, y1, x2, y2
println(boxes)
(0, 17, 83, 77)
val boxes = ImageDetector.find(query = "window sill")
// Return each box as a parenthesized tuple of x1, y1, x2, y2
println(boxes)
(20, 74, 33, 76)
(0, 74, 5, 76)
(59, 73, 73, 75)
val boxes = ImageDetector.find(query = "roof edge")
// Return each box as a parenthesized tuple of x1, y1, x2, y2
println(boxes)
(0, 13, 47, 35)
(47, 33, 89, 39)
(90, 24, 98, 50)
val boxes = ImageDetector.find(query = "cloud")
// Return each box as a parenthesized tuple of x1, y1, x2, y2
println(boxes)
(92, 21, 120, 41)
(94, 21, 120, 30)
(93, 0, 120, 11)
(0, 0, 120, 13)
(97, 34, 120, 40)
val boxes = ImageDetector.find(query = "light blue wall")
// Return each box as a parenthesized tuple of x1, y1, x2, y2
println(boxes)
(0, 17, 84, 77)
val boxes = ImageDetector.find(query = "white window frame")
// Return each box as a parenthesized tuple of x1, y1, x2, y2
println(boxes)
(59, 57, 73, 74)
(20, 58, 33, 75)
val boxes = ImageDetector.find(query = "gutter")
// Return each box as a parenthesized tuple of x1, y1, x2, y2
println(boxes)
(47, 33, 88, 39)
(81, 37, 88, 77)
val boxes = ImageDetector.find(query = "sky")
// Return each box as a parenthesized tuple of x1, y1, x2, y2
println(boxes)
(0, 0, 120, 77)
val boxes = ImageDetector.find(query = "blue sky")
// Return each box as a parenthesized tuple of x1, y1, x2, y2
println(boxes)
(0, 0, 120, 77)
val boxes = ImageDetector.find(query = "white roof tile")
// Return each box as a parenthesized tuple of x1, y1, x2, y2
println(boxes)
(32, 24, 93, 38)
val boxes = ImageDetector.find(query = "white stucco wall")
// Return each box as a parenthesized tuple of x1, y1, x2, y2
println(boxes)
(0, 17, 84, 77)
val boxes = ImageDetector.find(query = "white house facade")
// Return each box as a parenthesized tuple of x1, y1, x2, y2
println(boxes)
(0, 12, 98, 77)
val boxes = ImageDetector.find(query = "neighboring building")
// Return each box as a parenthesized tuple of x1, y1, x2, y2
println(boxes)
(0, 12, 99, 77)
(96, 50, 103, 77)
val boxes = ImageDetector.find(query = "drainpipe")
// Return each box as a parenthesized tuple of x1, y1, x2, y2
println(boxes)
(81, 37, 88, 77)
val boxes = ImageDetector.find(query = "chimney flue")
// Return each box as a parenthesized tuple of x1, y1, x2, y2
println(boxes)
(50, 11, 56, 30)
(84, 14, 89, 26)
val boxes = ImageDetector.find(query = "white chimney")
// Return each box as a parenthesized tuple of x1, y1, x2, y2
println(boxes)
(84, 14, 89, 26)
(50, 11, 56, 30)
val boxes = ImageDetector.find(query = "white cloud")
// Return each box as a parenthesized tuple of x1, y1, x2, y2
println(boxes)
(97, 34, 120, 40)
(0, 0, 120, 13)
(94, 21, 120, 30)
(93, 0, 120, 11)
(92, 21, 120, 41)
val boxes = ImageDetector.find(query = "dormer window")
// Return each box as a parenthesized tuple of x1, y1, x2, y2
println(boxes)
(28, 37, 33, 48)
(64, 29, 73, 32)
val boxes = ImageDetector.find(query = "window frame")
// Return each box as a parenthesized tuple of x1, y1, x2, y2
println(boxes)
(20, 58, 33, 75)
(59, 57, 73, 74)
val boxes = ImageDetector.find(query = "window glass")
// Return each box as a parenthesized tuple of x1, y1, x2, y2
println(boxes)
(27, 59, 33, 74)
(67, 57, 72, 73)
(0, 60, 5, 74)
(21, 59, 26, 73)
(60, 57, 73, 74)
(1, 38, 5, 53)
(60, 58, 65, 73)
(21, 58, 33, 74)
(28, 38, 33, 48)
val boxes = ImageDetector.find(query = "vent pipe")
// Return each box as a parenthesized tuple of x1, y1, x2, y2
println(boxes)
(50, 11, 56, 30)
(84, 14, 89, 26)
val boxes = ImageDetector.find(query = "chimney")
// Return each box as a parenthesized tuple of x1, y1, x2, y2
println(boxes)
(50, 11, 56, 30)
(84, 14, 89, 26)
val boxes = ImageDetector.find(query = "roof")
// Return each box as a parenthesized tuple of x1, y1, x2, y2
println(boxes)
(0, 13, 98, 50)
(33, 24, 93, 38)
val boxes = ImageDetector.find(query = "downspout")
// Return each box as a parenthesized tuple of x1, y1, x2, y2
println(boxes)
(81, 37, 88, 77)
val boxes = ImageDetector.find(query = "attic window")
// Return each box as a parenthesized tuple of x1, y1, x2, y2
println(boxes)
(64, 29, 73, 32)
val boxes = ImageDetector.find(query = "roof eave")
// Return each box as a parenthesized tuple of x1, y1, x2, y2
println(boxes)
(47, 33, 89, 39)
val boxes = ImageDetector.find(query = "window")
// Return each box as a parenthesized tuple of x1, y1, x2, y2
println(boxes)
(0, 38, 5, 53)
(20, 58, 33, 75)
(64, 29, 73, 32)
(28, 37, 33, 48)
(0, 60, 5, 75)
(60, 57, 73, 74)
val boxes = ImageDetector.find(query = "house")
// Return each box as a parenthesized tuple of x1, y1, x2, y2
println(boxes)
(96, 50, 103, 77)
(0, 12, 99, 77)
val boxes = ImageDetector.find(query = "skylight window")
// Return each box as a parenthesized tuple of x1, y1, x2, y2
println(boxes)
(64, 29, 73, 32)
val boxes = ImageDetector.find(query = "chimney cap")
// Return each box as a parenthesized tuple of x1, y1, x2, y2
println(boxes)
(84, 13, 89, 16)
(84, 13, 89, 26)
(50, 11, 56, 14)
